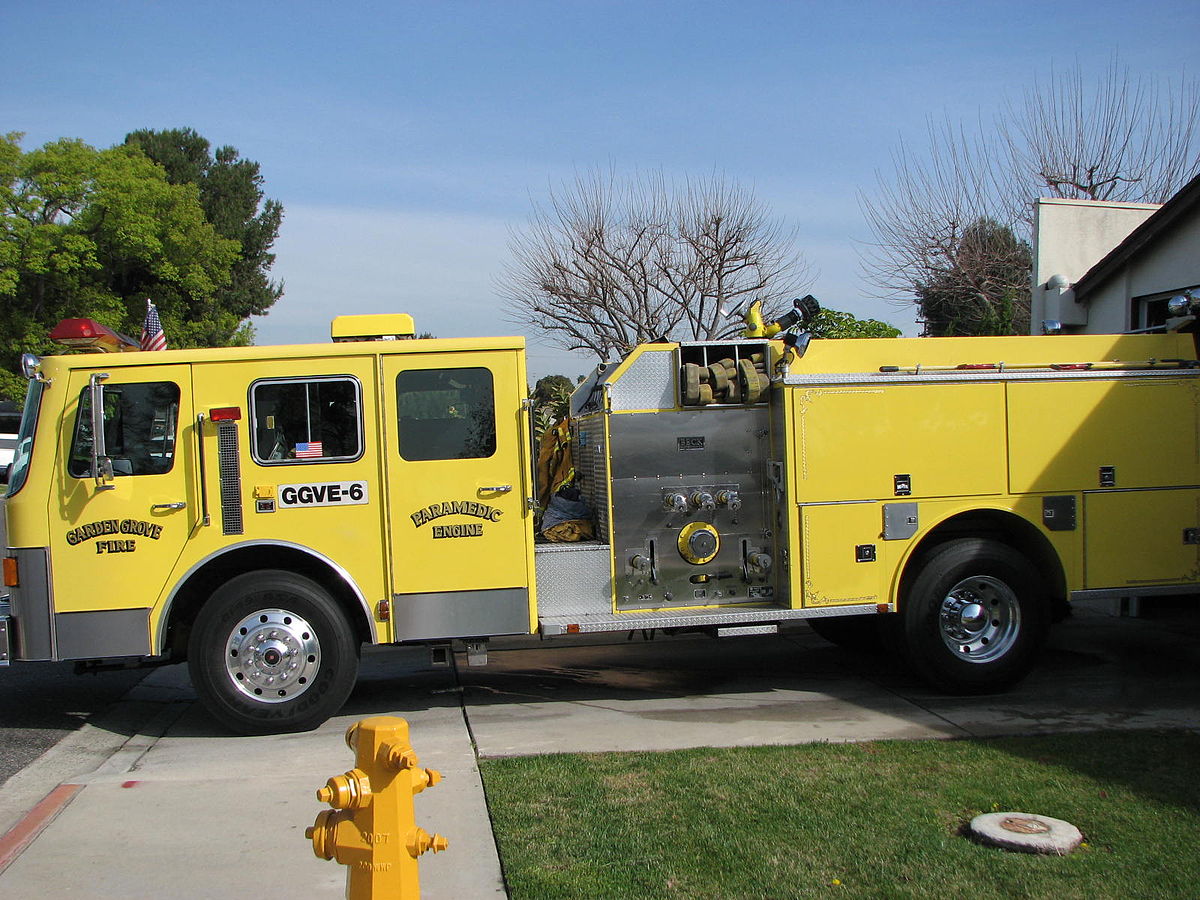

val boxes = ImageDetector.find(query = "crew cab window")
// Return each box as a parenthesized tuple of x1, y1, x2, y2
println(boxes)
(68, 382, 180, 478)
(396, 368, 496, 461)
(250, 377, 362, 464)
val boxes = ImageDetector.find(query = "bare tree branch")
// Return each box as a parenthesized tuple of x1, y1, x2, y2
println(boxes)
(861, 58, 1200, 335)
(499, 169, 812, 360)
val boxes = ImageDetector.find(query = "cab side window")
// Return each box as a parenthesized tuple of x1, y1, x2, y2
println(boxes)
(396, 368, 496, 461)
(250, 377, 362, 464)
(68, 382, 181, 478)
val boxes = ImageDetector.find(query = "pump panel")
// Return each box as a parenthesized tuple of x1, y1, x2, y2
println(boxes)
(608, 407, 776, 610)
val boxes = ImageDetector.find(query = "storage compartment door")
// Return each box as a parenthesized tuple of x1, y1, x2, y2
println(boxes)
(1009, 378, 1200, 494)
(791, 382, 1006, 503)
(799, 504, 884, 607)
(1084, 490, 1200, 589)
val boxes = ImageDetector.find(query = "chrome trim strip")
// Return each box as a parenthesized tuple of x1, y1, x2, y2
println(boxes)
(1081, 485, 1200, 495)
(796, 499, 876, 509)
(1071, 584, 1200, 602)
(391, 587, 529, 641)
(55, 608, 151, 659)
(538, 601, 883, 635)
(783, 368, 1200, 387)
(155, 540, 378, 651)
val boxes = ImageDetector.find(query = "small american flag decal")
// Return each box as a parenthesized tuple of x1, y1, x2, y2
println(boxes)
(294, 442, 324, 459)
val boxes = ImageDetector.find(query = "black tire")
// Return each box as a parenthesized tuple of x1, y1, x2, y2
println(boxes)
(187, 570, 360, 734)
(807, 615, 886, 652)
(900, 539, 1049, 694)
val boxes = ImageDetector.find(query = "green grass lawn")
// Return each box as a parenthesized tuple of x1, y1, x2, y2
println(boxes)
(480, 730, 1200, 899)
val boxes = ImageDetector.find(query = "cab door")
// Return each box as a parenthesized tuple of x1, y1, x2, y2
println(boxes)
(382, 347, 534, 640)
(51, 365, 195, 657)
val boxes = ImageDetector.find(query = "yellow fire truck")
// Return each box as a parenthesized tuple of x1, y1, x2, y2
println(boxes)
(3, 305, 1199, 733)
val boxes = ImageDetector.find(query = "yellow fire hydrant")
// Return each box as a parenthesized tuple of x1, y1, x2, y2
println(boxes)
(305, 716, 448, 898)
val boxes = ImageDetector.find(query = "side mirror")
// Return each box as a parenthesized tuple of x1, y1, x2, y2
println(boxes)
(88, 372, 116, 492)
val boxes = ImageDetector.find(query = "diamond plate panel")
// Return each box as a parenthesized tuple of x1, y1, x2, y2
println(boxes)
(574, 414, 609, 539)
(538, 602, 881, 634)
(609, 349, 675, 411)
(535, 543, 613, 618)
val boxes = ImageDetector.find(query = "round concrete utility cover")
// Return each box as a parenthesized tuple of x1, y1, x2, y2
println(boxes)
(969, 812, 1083, 855)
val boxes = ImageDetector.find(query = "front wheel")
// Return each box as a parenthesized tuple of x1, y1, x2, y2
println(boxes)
(900, 539, 1049, 694)
(187, 570, 360, 734)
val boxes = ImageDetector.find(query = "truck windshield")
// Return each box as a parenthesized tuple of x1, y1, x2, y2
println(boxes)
(5, 379, 44, 497)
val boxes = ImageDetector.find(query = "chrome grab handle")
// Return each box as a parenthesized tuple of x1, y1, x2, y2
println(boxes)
(195, 414, 211, 526)
(478, 485, 513, 493)
(151, 502, 187, 511)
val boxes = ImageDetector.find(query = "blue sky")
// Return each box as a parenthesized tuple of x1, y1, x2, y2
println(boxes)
(4, 1, 1197, 381)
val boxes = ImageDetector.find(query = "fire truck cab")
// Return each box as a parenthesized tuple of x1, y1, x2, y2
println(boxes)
(3, 309, 1199, 733)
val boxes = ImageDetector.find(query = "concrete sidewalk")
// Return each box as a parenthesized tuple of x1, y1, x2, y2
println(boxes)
(0, 648, 504, 900)
(1, 605, 1198, 899)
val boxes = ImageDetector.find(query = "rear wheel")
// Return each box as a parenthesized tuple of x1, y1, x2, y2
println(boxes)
(187, 570, 359, 734)
(901, 539, 1048, 693)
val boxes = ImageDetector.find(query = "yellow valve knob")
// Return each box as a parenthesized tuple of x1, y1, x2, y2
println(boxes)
(316, 768, 371, 809)
(385, 743, 419, 771)
(407, 827, 449, 858)
(412, 767, 442, 795)
(306, 809, 339, 859)
(678, 521, 720, 565)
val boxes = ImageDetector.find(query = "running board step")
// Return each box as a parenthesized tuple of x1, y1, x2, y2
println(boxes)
(539, 603, 881, 636)
(717, 624, 778, 637)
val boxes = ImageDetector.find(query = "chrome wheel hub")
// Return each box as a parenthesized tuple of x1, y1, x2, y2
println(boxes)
(938, 576, 1020, 664)
(224, 608, 321, 703)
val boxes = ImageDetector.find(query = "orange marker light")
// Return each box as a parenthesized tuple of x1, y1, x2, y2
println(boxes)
(3, 558, 18, 587)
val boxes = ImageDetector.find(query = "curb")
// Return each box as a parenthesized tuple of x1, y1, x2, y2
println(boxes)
(0, 783, 82, 875)
(0, 672, 192, 877)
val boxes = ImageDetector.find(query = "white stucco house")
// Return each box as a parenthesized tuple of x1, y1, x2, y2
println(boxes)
(1030, 171, 1200, 335)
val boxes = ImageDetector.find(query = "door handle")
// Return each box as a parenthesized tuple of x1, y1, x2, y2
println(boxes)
(152, 501, 187, 511)
(478, 485, 513, 494)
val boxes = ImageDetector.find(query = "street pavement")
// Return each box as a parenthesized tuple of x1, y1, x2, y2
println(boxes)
(0, 602, 1198, 899)
(0, 661, 148, 787)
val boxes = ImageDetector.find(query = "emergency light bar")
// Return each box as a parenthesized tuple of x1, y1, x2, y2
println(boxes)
(331, 314, 415, 342)
(49, 319, 141, 353)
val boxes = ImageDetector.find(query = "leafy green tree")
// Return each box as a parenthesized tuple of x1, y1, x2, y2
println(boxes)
(0, 132, 239, 401)
(531, 374, 575, 442)
(807, 308, 901, 339)
(912, 219, 1032, 336)
(124, 128, 283, 344)
(533, 374, 574, 404)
